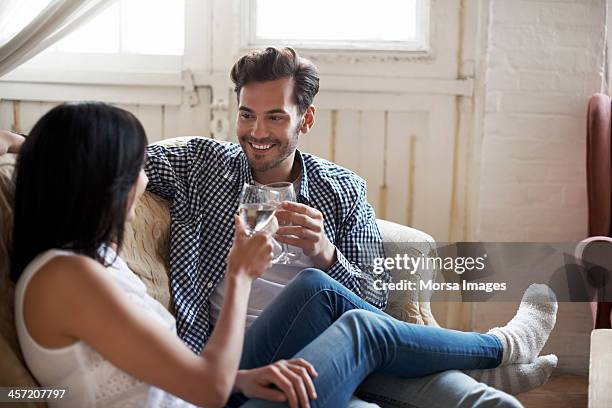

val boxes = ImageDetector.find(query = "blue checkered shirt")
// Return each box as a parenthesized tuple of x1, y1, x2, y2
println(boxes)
(145, 137, 389, 353)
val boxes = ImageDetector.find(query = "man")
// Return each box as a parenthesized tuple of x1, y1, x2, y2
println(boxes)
(144, 47, 524, 407)
(145, 47, 388, 353)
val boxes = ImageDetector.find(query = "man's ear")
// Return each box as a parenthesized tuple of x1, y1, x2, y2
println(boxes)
(299, 105, 316, 134)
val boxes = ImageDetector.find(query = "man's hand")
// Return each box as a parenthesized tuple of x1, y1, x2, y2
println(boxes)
(0, 130, 25, 155)
(234, 359, 318, 408)
(274, 202, 337, 270)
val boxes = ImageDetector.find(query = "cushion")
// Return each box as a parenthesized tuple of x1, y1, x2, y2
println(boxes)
(122, 193, 173, 311)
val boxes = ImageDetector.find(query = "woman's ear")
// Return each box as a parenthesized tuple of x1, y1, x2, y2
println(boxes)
(299, 105, 316, 134)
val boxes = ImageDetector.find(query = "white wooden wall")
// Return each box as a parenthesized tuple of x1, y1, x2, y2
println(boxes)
(0, 95, 458, 241)
(0, 90, 212, 144)
(298, 99, 456, 240)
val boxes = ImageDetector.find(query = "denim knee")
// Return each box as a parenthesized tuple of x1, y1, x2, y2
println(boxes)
(289, 268, 335, 292)
(336, 309, 382, 337)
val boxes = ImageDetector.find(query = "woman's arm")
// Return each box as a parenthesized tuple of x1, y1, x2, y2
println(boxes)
(23, 217, 273, 407)
(27, 255, 246, 406)
(0, 130, 24, 155)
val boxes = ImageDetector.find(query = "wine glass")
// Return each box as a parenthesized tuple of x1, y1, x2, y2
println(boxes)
(238, 184, 280, 236)
(265, 181, 298, 264)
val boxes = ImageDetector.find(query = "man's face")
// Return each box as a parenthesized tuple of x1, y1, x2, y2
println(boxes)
(236, 77, 303, 174)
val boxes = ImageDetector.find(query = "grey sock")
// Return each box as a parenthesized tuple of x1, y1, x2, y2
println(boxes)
(464, 354, 558, 395)
(488, 284, 557, 364)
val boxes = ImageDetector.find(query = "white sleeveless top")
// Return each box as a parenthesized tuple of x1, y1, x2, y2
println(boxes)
(15, 248, 197, 408)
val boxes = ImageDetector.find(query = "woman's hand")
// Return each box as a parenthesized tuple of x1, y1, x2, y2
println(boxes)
(227, 215, 277, 281)
(0, 130, 25, 155)
(235, 359, 318, 408)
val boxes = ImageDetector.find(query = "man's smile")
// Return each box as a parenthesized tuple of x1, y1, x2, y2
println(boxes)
(248, 141, 276, 152)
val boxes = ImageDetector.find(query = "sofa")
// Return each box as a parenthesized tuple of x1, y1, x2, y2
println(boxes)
(0, 137, 440, 407)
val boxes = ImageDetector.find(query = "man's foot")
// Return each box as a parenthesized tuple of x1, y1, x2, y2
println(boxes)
(464, 354, 558, 395)
(488, 284, 557, 364)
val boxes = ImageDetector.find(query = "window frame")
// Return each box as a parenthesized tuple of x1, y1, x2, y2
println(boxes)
(2, 0, 194, 85)
(240, 0, 431, 53)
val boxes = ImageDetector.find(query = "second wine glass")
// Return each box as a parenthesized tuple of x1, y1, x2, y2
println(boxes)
(265, 181, 298, 264)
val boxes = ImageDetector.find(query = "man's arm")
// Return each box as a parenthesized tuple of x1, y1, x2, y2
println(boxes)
(325, 184, 390, 310)
(0, 130, 25, 155)
(144, 138, 211, 200)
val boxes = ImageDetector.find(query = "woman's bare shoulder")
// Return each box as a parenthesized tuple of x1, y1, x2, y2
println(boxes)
(23, 253, 115, 348)
(29, 253, 107, 291)
(25, 252, 120, 321)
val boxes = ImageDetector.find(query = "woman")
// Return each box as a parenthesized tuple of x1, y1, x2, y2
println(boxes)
(3, 102, 556, 408)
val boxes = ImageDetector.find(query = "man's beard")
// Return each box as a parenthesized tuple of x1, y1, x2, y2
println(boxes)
(240, 128, 300, 173)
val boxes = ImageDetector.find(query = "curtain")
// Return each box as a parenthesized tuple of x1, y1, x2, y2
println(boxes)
(0, 0, 117, 78)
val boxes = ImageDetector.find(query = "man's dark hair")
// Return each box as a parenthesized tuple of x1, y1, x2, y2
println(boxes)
(230, 47, 320, 114)
(10, 101, 147, 282)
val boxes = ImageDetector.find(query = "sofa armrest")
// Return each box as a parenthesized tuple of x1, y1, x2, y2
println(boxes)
(376, 219, 435, 249)
(590, 329, 612, 407)
(376, 218, 437, 266)
(376, 219, 439, 326)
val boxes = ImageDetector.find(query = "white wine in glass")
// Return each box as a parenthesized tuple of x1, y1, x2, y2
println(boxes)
(239, 203, 277, 233)
(238, 184, 280, 235)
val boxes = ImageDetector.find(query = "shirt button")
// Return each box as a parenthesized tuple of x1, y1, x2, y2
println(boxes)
(207, 282, 213, 288)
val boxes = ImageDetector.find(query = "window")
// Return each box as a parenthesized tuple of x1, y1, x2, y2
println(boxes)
(18, 0, 185, 72)
(54, 0, 184, 55)
(243, 0, 430, 52)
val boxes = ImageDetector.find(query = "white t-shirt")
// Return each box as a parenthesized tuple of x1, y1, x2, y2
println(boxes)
(209, 247, 314, 327)
(209, 176, 315, 327)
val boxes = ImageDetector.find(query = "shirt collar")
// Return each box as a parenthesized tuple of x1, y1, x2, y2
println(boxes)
(233, 147, 310, 204)
(294, 149, 310, 204)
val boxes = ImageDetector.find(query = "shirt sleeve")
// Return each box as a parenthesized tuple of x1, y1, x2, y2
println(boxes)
(325, 180, 390, 310)
(144, 139, 203, 200)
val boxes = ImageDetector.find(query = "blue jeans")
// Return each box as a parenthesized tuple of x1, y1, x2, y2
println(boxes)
(233, 269, 504, 408)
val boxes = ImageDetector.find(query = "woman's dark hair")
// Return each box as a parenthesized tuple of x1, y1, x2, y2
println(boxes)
(10, 101, 147, 282)
(230, 47, 320, 114)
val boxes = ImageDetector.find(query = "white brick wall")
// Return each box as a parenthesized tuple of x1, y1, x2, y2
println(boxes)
(478, 0, 605, 242)
(474, 0, 606, 374)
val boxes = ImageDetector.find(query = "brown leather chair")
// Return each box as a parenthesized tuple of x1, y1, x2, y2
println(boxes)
(583, 93, 612, 329)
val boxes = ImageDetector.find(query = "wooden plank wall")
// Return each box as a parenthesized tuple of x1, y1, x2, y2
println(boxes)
(1, 99, 451, 241)
(0, 89, 211, 144)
